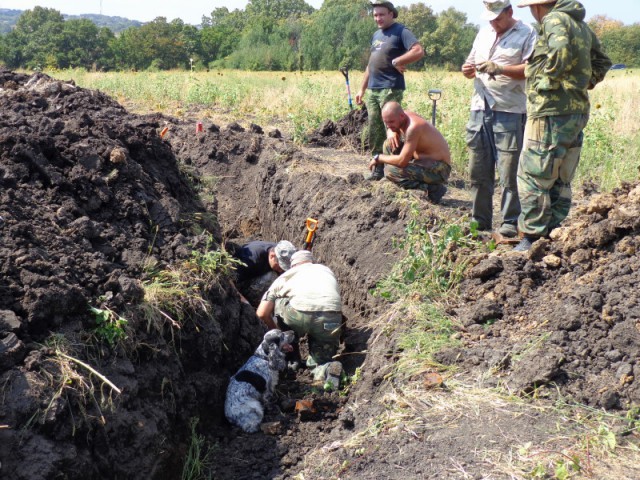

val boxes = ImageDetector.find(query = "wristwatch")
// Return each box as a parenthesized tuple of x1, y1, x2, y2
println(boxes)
(373, 154, 380, 163)
(391, 59, 398, 67)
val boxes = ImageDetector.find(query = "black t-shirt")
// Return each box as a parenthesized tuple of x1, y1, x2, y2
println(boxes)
(367, 22, 418, 90)
(234, 241, 276, 283)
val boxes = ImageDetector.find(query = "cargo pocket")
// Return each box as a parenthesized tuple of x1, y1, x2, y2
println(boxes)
(493, 120, 519, 153)
(465, 122, 484, 150)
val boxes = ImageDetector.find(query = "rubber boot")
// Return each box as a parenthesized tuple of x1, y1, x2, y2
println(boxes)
(427, 184, 447, 204)
(366, 163, 385, 181)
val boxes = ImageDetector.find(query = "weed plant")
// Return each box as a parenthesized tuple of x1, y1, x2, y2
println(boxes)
(89, 305, 128, 347)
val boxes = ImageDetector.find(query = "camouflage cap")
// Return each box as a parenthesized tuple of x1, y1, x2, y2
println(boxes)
(371, 1, 398, 19)
(516, 0, 556, 6)
(481, 0, 512, 20)
(274, 240, 296, 271)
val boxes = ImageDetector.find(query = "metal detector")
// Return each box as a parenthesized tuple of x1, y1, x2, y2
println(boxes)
(428, 89, 442, 126)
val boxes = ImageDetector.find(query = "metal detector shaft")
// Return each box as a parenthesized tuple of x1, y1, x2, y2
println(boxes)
(428, 89, 442, 127)
(340, 67, 353, 110)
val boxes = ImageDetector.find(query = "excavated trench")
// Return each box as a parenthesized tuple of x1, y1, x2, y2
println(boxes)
(0, 70, 409, 480)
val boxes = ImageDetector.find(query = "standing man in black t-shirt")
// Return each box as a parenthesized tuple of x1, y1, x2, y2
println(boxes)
(355, 1, 424, 181)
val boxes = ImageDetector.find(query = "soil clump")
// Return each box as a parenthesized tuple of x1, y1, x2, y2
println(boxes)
(440, 183, 640, 410)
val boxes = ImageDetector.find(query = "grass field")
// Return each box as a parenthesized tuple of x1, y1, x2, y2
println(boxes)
(50, 68, 640, 191)
(41, 68, 640, 478)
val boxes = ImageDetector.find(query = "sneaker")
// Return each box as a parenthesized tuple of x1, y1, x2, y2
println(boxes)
(365, 164, 385, 181)
(498, 223, 518, 238)
(514, 236, 536, 252)
(323, 361, 343, 392)
(427, 184, 447, 204)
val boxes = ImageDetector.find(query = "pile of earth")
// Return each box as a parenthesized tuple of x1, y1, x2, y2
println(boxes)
(0, 69, 265, 479)
(307, 106, 368, 151)
(439, 182, 640, 410)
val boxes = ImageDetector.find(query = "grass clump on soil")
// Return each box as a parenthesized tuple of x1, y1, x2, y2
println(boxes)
(140, 236, 243, 334)
(24, 335, 122, 433)
(181, 418, 215, 480)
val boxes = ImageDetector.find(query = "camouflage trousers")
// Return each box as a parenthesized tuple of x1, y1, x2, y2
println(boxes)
(383, 139, 451, 190)
(274, 298, 341, 368)
(365, 88, 404, 155)
(517, 114, 588, 237)
(466, 108, 525, 230)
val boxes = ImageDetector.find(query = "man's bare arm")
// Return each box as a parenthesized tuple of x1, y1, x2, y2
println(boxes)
(256, 300, 277, 329)
(370, 127, 419, 169)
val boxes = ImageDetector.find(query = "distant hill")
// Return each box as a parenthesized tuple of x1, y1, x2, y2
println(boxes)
(0, 9, 21, 34)
(0, 8, 143, 34)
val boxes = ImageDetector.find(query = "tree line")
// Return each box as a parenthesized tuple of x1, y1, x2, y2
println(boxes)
(0, 1, 636, 73)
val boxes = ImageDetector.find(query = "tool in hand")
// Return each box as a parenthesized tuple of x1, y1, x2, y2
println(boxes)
(339, 67, 353, 110)
(428, 89, 442, 127)
(303, 218, 319, 251)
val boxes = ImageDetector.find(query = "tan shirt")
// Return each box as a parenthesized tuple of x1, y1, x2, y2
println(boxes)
(264, 263, 342, 312)
(466, 19, 537, 113)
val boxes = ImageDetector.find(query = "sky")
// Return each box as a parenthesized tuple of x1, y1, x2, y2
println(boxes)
(0, 0, 638, 26)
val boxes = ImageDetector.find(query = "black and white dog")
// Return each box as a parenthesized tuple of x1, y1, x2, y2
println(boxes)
(224, 329, 295, 433)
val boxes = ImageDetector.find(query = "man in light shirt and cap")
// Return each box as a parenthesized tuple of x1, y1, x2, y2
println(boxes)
(257, 250, 344, 391)
(461, 0, 537, 238)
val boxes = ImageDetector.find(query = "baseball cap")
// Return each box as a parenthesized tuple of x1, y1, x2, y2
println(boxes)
(481, 0, 511, 20)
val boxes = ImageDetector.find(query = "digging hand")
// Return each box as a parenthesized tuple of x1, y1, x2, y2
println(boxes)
(476, 61, 503, 80)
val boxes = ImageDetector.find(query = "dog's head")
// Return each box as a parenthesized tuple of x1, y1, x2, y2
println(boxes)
(258, 329, 295, 371)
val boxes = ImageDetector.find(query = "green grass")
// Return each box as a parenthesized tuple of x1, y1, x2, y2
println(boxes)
(140, 236, 243, 334)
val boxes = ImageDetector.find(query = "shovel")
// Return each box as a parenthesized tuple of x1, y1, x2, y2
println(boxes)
(339, 66, 353, 110)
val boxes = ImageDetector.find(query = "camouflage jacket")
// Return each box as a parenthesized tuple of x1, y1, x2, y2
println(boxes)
(525, 0, 612, 117)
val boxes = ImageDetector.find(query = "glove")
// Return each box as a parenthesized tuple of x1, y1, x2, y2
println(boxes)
(476, 61, 503, 80)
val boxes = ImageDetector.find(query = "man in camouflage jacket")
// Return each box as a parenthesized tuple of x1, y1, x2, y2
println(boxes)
(514, 0, 611, 251)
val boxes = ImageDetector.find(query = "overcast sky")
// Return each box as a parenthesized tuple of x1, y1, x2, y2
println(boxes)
(1, 0, 638, 26)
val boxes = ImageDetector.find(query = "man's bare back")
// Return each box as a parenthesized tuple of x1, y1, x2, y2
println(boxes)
(403, 110, 451, 165)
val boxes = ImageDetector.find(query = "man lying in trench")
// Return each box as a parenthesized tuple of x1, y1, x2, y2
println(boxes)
(256, 250, 344, 391)
(231, 239, 296, 306)
(368, 101, 451, 203)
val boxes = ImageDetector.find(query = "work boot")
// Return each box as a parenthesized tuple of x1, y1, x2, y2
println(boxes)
(323, 361, 343, 392)
(514, 236, 537, 252)
(498, 223, 518, 238)
(365, 163, 385, 181)
(427, 184, 447, 204)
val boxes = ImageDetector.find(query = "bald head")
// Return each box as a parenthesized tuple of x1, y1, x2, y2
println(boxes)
(382, 101, 404, 119)
(382, 101, 407, 132)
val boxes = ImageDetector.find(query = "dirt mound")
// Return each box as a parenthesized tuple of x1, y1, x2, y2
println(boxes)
(439, 182, 640, 409)
(307, 107, 368, 151)
(0, 69, 264, 479)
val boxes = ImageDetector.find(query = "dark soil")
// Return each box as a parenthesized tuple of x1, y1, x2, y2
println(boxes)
(307, 107, 368, 152)
(439, 184, 640, 410)
(1, 68, 639, 480)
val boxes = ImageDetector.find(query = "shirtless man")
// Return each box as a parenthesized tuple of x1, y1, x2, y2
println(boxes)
(368, 101, 451, 203)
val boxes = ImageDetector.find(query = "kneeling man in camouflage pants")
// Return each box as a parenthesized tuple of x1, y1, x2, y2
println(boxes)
(257, 250, 343, 390)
